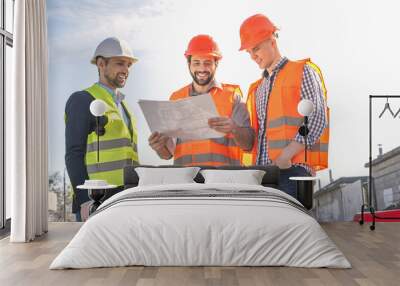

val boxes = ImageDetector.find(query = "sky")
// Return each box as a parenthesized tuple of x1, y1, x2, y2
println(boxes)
(46, 0, 400, 188)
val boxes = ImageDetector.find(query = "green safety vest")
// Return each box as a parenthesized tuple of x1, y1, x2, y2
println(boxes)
(84, 84, 139, 186)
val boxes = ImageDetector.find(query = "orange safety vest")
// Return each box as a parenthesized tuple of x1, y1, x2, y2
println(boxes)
(170, 84, 243, 166)
(244, 59, 329, 171)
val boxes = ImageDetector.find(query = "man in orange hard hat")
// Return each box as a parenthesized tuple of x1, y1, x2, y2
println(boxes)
(239, 14, 329, 198)
(148, 34, 254, 166)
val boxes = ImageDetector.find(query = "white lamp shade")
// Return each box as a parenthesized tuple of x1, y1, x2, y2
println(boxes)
(90, 99, 107, 117)
(297, 99, 314, 116)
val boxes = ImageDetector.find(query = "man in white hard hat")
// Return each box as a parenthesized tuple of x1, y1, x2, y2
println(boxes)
(65, 37, 139, 221)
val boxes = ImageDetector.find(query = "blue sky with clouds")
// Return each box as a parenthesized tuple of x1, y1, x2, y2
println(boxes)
(47, 0, 400, 187)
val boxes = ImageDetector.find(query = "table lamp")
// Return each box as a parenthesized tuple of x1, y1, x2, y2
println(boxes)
(89, 99, 107, 163)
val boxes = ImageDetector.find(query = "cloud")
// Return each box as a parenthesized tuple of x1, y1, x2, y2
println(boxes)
(47, 0, 173, 62)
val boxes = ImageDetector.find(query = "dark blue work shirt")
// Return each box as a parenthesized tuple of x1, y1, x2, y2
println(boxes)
(65, 90, 97, 213)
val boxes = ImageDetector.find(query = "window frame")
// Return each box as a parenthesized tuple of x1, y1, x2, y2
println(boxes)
(0, 0, 14, 235)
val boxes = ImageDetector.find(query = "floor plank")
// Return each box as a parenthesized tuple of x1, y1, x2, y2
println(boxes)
(0, 222, 399, 286)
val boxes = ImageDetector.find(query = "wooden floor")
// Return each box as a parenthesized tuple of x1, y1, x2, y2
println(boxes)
(0, 222, 399, 286)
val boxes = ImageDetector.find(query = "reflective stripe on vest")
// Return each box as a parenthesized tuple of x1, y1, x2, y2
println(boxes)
(85, 84, 139, 186)
(86, 138, 137, 153)
(86, 159, 133, 174)
(177, 136, 238, 147)
(170, 84, 242, 166)
(243, 59, 329, 171)
(174, 153, 241, 166)
(268, 139, 328, 152)
(268, 116, 303, 128)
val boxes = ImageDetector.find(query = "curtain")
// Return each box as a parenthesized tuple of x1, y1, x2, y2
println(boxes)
(7, 0, 48, 242)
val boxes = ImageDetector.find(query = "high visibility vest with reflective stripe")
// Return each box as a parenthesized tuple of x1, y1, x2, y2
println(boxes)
(85, 84, 139, 186)
(244, 59, 329, 171)
(170, 84, 242, 166)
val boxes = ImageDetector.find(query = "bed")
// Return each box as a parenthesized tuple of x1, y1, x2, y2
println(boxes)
(50, 165, 351, 269)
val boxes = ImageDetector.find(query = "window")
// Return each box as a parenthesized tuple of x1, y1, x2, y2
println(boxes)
(1, 0, 14, 234)
(0, 36, 3, 230)
(361, 181, 369, 206)
(5, 0, 13, 33)
(383, 188, 394, 209)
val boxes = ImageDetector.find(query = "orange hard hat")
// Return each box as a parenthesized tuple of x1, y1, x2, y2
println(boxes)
(184, 34, 222, 60)
(239, 14, 278, 51)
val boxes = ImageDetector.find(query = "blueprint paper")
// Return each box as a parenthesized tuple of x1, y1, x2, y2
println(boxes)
(138, 93, 225, 140)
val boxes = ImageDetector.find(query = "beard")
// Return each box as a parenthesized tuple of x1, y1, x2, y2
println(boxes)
(190, 71, 214, 86)
(105, 72, 127, 88)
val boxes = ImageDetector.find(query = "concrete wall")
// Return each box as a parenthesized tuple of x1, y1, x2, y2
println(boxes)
(314, 180, 364, 222)
(315, 187, 343, 222)
(372, 153, 400, 210)
(341, 180, 364, 221)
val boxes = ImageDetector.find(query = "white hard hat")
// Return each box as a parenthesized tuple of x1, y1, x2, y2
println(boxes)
(91, 37, 138, 65)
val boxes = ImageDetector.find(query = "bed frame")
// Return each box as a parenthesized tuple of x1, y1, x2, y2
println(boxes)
(123, 165, 280, 189)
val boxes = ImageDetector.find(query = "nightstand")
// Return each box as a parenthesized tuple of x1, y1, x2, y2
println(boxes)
(289, 176, 319, 210)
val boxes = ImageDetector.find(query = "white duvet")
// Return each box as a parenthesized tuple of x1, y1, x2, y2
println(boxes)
(50, 183, 351, 269)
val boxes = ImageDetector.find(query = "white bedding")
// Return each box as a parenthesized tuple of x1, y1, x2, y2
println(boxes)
(50, 183, 351, 269)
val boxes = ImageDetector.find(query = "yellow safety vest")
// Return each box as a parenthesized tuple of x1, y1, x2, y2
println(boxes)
(85, 84, 139, 186)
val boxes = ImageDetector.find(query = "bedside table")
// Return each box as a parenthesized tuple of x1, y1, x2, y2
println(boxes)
(77, 180, 116, 215)
(289, 176, 319, 210)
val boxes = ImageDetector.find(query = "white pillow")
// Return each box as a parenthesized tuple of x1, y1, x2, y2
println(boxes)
(135, 167, 200, 186)
(200, 169, 266, 185)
